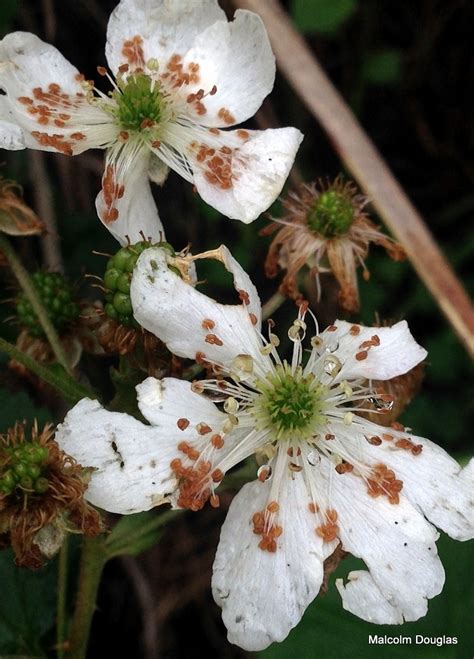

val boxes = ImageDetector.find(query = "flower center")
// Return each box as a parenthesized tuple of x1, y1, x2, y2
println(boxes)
(252, 365, 328, 441)
(307, 189, 354, 237)
(113, 73, 164, 133)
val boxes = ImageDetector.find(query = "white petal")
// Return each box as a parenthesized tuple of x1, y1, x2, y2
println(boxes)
(131, 246, 266, 369)
(0, 32, 111, 155)
(55, 398, 179, 514)
(354, 421, 474, 541)
(96, 151, 165, 245)
(0, 32, 82, 96)
(217, 244, 261, 323)
(189, 127, 303, 224)
(212, 476, 333, 651)
(136, 376, 226, 433)
(326, 461, 445, 622)
(336, 571, 403, 624)
(105, 0, 225, 74)
(0, 96, 25, 149)
(179, 10, 275, 126)
(324, 320, 427, 382)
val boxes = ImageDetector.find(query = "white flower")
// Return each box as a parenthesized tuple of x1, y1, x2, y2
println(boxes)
(0, 0, 303, 244)
(56, 246, 473, 651)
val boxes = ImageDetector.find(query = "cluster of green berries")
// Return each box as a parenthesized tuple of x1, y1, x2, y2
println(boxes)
(0, 443, 49, 495)
(103, 240, 175, 327)
(16, 271, 79, 339)
(308, 189, 355, 237)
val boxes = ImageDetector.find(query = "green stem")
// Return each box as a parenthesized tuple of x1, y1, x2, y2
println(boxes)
(57, 537, 69, 659)
(0, 234, 72, 373)
(0, 336, 96, 404)
(67, 536, 107, 659)
(262, 291, 286, 320)
(106, 509, 180, 557)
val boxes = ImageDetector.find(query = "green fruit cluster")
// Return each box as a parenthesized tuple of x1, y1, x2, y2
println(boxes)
(0, 443, 49, 495)
(103, 241, 174, 327)
(16, 271, 79, 339)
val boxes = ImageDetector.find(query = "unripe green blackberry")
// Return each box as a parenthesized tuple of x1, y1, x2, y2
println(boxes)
(0, 441, 50, 496)
(103, 240, 175, 327)
(308, 189, 355, 237)
(16, 271, 79, 339)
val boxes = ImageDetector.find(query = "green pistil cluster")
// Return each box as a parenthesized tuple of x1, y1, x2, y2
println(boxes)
(0, 443, 49, 495)
(16, 271, 79, 339)
(104, 240, 175, 327)
(307, 189, 355, 237)
(253, 365, 327, 441)
(113, 74, 163, 132)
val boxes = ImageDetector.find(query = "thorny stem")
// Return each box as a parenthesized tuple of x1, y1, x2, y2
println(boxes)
(0, 234, 73, 372)
(0, 336, 95, 404)
(234, 0, 474, 357)
(262, 291, 286, 320)
(67, 536, 107, 659)
(57, 537, 69, 659)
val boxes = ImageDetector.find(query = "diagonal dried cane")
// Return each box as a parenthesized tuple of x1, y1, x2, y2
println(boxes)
(235, 0, 474, 356)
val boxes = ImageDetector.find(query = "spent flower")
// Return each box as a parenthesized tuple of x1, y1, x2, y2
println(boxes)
(0, 422, 102, 568)
(263, 177, 405, 312)
(0, 175, 44, 235)
(0, 0, 302, 244)
(56, 246, 473, 650)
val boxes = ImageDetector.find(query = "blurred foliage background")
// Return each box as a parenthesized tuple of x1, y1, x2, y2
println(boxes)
(0, 0, 472, 657)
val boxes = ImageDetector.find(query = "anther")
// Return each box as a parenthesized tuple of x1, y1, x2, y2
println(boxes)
(211, 468, 223, 483)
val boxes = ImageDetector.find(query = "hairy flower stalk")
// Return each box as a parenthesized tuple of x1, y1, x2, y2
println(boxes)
(56, 246, 473, 650)
(262, 177, 405, 312)
(0, 422, 102, 568)
(0, 0, 302, 244)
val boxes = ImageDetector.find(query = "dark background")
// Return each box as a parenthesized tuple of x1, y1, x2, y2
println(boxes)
(0, 1, 472, 657)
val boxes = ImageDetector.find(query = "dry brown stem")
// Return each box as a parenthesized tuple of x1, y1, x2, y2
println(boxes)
(235, 0, 474, 355)
(28, 152, 64, 273)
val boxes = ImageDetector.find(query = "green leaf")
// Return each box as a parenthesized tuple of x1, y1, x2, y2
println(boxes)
(0, 549, 56, 656)
(291, 0, 357, 35)
(260, 534, 474, 659)
(0, 388, 50, 432)
(362, 50, 402, 85)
